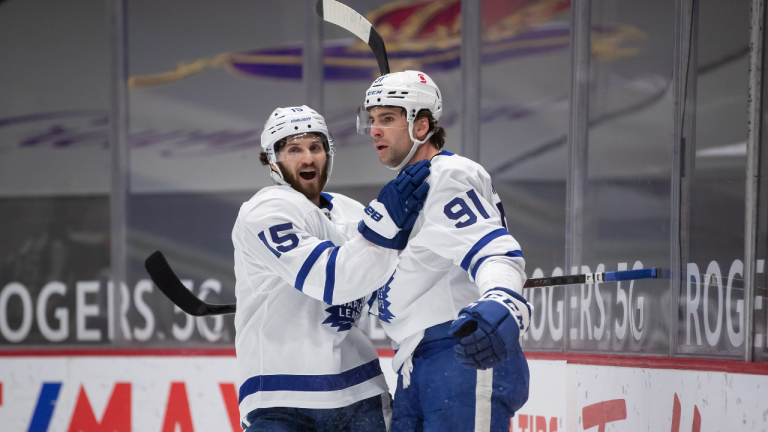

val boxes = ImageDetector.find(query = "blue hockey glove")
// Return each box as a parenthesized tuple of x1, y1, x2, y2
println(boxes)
(358, 159, 431, 249)
(449, 288, 532, 370)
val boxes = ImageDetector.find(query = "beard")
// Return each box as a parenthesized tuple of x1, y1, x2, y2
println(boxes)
(277, 159, 330, 203)
(385, 146, 411, 168)
(377, 136, 413, 168)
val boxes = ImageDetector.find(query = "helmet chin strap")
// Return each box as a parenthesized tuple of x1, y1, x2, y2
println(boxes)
(385, 119, 435, 171)
(269, 162, 290, 186)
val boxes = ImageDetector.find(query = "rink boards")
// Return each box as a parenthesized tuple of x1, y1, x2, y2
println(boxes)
(0, 353, 766, 431)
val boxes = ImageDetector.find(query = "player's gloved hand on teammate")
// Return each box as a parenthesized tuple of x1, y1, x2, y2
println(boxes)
(358, 159, 431, 249)
(448, 288, 532, 370)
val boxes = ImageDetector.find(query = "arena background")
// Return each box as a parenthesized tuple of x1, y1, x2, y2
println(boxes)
(1, 0, 767, 430)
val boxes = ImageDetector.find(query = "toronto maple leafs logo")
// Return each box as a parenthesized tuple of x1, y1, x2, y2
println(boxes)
(378, 271, 396, 323)
(322, 298, 366, 332)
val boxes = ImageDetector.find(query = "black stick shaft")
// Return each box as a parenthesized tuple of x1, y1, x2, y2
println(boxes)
(145, 251, 236, 316)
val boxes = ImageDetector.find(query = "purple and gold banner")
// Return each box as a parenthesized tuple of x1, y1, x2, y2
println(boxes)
(129, 0, 643, 88)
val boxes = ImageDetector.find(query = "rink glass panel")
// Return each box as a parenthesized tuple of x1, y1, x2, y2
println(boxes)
(1, 0, 765, 359)
(675, 0, 751, 359)
(564, 0, 676, 355)
(756, 62, 768, 362)
(124, 0, 308, 347)
(0, 1, 112, 347)
(477, 3, 572, 351)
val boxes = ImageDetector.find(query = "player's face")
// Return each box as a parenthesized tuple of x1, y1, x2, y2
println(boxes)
(276, 134, 329, 201)
(368, 107, 412, 167)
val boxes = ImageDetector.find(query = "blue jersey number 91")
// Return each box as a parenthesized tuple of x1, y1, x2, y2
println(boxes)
(443, 189, 491, 228)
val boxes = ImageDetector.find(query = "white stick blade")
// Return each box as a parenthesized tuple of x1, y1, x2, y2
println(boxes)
(322, 0, 373, 44)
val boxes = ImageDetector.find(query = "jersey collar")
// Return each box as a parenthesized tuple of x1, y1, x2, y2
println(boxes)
(319, 192, 334, 210)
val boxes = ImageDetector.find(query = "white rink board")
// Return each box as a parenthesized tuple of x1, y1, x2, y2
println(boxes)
(0, 356, 241, 432)
(0, 356, 766, 431)
(513, 360, 567, 432)
(566, 364, 768, 432)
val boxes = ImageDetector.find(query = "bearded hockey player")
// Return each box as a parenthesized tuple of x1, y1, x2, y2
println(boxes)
(358, 72, 533, 432)
(232, 106, 430, 431)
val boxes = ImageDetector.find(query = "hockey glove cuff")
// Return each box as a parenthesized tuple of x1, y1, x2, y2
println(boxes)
(358, 159, 431, 250)
(448, 288, 532, 370)
(358, 220, 413, 250)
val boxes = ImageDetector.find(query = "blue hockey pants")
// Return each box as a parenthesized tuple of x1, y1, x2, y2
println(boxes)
(391, 321, 529, 432)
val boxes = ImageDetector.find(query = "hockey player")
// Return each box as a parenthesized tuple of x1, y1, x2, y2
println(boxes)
(357, 72, 533, 431)
(233, 105, 431, 431)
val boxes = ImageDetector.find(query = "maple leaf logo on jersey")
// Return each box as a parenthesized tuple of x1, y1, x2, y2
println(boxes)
(378, 271, 396, 323)
(322, 298, 366, 332)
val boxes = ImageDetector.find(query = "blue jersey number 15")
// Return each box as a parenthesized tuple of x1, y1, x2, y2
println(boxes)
(258, 222, 299, 258)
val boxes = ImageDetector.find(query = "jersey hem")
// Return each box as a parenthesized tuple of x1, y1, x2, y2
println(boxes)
(238, 378, 389, 421)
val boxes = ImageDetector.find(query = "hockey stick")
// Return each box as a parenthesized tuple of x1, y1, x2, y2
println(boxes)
(144, 251, 236, 316)
(315, 0, 390, 75)
(523, 267, 670, 288)
(146, 249, 675, 317)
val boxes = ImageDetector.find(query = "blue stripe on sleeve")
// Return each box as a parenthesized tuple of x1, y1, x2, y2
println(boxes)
(295, 241, 335, 291)
(460, 228, 510, 272)
(238, 358, 383, 403)
(323, 247, 340, 304)
(470, 250, 524, 280)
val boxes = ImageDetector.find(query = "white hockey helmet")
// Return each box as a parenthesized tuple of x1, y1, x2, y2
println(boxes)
(359, 70, 443, 171)
(261, 105, 335, 186)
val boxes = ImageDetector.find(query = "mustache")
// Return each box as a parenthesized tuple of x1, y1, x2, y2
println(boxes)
(294, 162, 319, 171)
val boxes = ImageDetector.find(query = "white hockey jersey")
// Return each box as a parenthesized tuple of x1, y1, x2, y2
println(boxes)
(371, 150, 526, 372)
(232, 187, 395, 420)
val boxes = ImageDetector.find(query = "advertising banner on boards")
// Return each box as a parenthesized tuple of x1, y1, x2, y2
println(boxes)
(1, 355, 766, 431)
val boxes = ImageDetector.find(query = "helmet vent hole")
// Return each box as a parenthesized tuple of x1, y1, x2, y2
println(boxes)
(295, 126, 298, 130)
(401, 92, 409, 94)
(377, 98, 381, 102)
(388, 91, 396, 94)
(308, 125, 312, 128)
